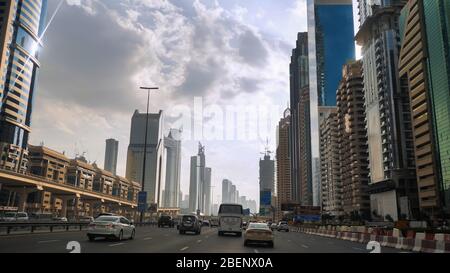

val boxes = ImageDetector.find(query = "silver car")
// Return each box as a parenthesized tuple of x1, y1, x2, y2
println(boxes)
(87, 216, 135, 241)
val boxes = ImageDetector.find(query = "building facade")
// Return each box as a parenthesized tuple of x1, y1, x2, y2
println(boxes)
(0, 0, 48, 173)
(399, 0, 450, 217)
(356, 0, 418, 221)
(320, 108, 340, 216)
(336, 61, 370, 218)
(163, 129, 181, 208)
(290, 32, 310, 204)
(125, 110, 164, 206)
(276, 109, 292, 220)
(104, 139, 119, 175)
(307, 0, 356, 206)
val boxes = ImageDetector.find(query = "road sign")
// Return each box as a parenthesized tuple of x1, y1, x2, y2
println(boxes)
(260, 191, 271, 206)
(138, 191, 148, 213)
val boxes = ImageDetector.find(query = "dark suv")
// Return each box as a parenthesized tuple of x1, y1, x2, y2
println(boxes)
(179, 215, 201, 235)
(158, 215, 174, 228)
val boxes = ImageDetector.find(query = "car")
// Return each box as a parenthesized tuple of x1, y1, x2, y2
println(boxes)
(158, 215, 174, 228)
(242, 221, 248, 230)
(202, 220, 210, 227)
(95, 213, 117, 218)
(52, 217, 68, 222)
(210, 219, 219, 227)
(270, 223, 278, 231)
(2, 212, 29, 222)
(179, 215, 201, 235)
(79, 216, 94, 223)
(87, 216, 135, 241)
(244, 222, 274, 248)
(218, 203, 244, 237)
(277, 221, 289, 232)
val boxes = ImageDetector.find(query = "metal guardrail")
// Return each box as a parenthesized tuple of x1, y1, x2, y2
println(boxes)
(0, 222, 90, 235)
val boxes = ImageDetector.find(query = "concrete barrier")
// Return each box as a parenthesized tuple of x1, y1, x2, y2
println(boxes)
(350, 233, 359, 242)
(380, 236, 389, 247)
(413, 233, 426, 252)
(387, 236, 398, 248)
(422, 240, 437, 253)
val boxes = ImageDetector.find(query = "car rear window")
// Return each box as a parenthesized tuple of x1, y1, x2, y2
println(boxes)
(219, 205, 243, 214)
(183, 216, 196, 221)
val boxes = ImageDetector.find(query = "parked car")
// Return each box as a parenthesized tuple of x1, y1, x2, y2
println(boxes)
(2, 212, 29, 222)
(79, 216, 94, 223)
(52, 217, 68, 222)
(244, 223, 274, 248)
(158, 215, 175, 228)
(87, 216, 135, 241)
(179, 215, 201, 235)
(277, 221, 289, 232)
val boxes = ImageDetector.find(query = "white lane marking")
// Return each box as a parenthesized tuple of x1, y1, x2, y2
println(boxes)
(205, 236, 209, 239)
(287, 240, 292, 243)
(109, 243, 125, 247)
(164, 234, 169, 237)
(301, 244, 309, 249)
(254, 249, 259, 253)
(144, 237, 153, 240)
(38, 240, 60, 244)
(180, 246, 189, 251)
(197, 240, 202, 243)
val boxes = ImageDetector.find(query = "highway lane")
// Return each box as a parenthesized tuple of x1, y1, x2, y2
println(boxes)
(0, 227, 406, 253)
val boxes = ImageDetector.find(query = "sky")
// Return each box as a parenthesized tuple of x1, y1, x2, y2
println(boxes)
(30, 0, 359, 205)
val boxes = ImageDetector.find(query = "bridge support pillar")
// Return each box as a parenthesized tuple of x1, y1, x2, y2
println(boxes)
(17, 188, 36, 212)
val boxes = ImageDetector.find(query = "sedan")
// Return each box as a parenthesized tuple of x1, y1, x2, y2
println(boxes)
(244, 223, 274, 248)
(87, 216, 135, 241)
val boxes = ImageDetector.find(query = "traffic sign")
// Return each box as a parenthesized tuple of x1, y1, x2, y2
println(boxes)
(138, 191, 148, 213)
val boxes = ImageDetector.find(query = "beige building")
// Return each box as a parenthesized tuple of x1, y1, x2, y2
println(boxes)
(320, 108, 341, 216)
(337, 61, 370, 218)
(276, 109, 291, 221)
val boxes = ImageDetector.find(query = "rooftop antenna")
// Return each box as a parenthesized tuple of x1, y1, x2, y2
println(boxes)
(260, 138, 273, 158)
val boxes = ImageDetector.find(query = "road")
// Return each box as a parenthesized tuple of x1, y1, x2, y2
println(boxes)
(0, 226, 405, 253)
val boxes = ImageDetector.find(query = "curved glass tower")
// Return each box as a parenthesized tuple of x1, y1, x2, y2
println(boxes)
(0, 0, 48, 173)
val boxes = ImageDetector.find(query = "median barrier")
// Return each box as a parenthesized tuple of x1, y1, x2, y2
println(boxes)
(413, 233, 426, 252)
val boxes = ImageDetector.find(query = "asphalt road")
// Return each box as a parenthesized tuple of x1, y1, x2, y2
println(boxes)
(0, 226, 406, 253)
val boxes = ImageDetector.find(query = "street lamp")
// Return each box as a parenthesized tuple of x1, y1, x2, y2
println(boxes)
(139, 86, 159, 223)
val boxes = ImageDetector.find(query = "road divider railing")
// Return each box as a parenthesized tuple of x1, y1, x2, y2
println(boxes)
(0, 222, 90, 235)
(289, 225, 450, 253)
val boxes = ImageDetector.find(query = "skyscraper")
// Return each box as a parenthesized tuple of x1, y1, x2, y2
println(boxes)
(189, 143, 211, 214)
(260, 152, 275, 216)
(163, 129, 181, 208)
(336, 61, 370, 217)
(0, 0, 48, 173)
(320, 108, 340, 216)
(222, 179, 232, 204)
(104, 139, 119, 175)
(276, 109, 291, 220)
(307, 0, 356, 206)
(356, 0, 418, 221)
(399, 0, 450, 216)
(125, 110, 165, 206)
(290, 32, 310, 204)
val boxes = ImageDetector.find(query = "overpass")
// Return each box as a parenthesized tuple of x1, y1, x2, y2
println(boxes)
(0, 168, 138, 218)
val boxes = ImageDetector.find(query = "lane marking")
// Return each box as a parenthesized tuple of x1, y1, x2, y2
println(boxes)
(287, 240, 292, 243)
(301, 244, 309, 249)
(180, 246, 189, 251)
(254, 249, 259, 253)
(109, 243, 125, 247)
(197, 240, 202, 243)
(164, 234, 169, 237)
(37, 240, 60, 244)
(144, 237, 153, 240)
(352, 247, 364, 251)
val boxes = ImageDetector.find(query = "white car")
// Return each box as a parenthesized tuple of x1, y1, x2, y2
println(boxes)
(244, 223, 274, 248)
(87, 216, 135, 241)
(2, 212, 29, 222)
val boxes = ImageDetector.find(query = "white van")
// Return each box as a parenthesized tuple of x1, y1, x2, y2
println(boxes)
(218, 203, 243, 237)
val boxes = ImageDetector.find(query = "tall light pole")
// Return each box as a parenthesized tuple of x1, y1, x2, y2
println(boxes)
(139, 86, 159, 223)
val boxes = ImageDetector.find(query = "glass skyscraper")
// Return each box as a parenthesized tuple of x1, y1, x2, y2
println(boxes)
(307, 0, 355, 206)
(0, 0, 48, 173)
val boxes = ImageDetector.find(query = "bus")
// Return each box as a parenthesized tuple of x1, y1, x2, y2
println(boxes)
(218, 203, 243, 237)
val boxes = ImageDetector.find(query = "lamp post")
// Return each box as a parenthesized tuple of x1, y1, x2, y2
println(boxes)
(139, 86, 159, 223)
